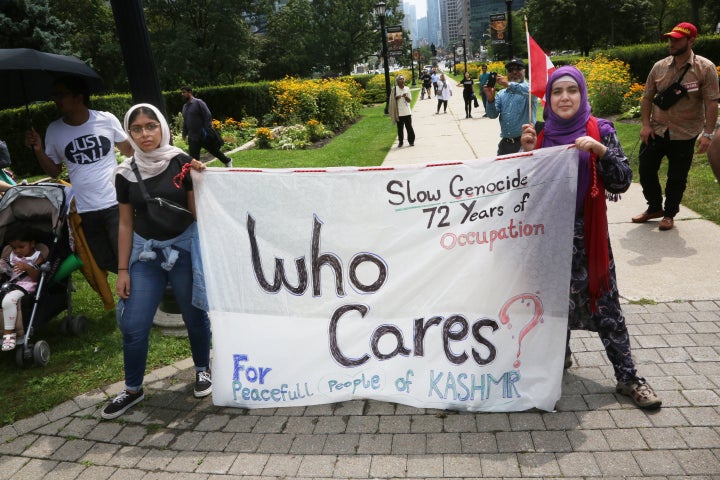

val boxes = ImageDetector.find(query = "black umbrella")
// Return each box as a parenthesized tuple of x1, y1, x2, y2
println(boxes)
(0, 48, 104, 111)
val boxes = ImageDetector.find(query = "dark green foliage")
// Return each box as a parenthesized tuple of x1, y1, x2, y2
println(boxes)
(48, 0, 127, 92)
(1, 84, 273, 177)
(259, 0, 403, 78)
(603, 34, 720, 82)
(166, 83, 273, 124)
(0, 0, 73, 52)
(143, 0, 266, 88)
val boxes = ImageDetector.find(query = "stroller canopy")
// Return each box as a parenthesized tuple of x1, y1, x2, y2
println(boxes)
(0, 183, 71, 240)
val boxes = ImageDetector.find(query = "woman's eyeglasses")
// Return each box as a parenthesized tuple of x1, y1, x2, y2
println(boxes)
(129, 123, 160, 136)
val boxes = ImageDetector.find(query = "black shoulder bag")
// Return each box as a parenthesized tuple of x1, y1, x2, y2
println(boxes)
(130, 157, 195, 236)
(652, 64, 691, 110)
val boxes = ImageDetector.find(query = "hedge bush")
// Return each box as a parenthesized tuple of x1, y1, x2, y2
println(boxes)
(602, 34, 720, 82)
(1, 83, 274, 177)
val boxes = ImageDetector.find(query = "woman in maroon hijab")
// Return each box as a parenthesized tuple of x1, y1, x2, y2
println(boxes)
(521, 66, 661, 409)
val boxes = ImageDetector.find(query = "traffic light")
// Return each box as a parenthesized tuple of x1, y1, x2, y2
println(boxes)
(430, 44, 436, 57)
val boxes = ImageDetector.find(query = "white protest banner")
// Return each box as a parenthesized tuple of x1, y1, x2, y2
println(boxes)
(193, 145, 579, 412)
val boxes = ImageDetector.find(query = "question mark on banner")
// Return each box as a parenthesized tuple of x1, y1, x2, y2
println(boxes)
(498, 293, 544, 368)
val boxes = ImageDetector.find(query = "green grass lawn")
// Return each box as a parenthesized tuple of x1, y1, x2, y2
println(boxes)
(2, 102, 717, 427)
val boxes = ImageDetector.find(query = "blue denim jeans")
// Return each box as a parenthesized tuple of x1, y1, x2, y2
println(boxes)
(117, 246, 211, 391)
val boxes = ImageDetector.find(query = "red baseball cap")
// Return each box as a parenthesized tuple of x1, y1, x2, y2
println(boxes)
(663, 22, 697, 39)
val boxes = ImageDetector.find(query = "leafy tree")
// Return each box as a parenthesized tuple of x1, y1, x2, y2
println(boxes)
(310, 0, 401, 76)
(259, 0, 315, 79)
(524, 0, 654, 55)
(702, 1, 720, 34)
(647, 0, 700, 38)
(143, 0, 270, 89)
(49, 0, 127, 91)
(258, 0, 402, 77)
(0, 0, 72, 52)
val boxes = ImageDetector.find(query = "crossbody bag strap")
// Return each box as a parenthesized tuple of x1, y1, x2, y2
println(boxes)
(129, 158, 152, 201)
(677, 63, 691, 83)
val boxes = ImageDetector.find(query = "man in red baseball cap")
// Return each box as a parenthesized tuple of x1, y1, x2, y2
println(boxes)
(633, 22, 719, 231)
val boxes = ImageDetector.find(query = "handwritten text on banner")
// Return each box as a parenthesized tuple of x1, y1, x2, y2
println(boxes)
(193, 146, 579, 412)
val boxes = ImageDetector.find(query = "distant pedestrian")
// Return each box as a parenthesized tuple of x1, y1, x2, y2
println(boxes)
(420, 70, 432, 100)
(435, 73, 452, 114)
(478, 64, 491, 116)
(633, 22, 719, 231)
(484, 58, 538, 155)
(431, 68, 439, 96)
(180, 86, 233, 167)
(457, 72, 475, 119)
(388, 75, 415, 147)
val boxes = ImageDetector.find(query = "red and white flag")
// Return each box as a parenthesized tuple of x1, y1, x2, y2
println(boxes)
(527, 32, 555, 101)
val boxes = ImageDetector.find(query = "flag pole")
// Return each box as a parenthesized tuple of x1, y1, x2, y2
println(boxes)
(525, 16, 532, 126)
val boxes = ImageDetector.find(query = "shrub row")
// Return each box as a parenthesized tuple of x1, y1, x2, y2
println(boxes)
(0, 81, 349, 176)
(604, 34, 720, 83)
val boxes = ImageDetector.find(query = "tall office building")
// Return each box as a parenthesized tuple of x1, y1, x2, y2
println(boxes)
(446, 0, 461, 44)
(403, 1, 417, 46)
(440, 0, 449, 47)
(426, 0, 442, 49)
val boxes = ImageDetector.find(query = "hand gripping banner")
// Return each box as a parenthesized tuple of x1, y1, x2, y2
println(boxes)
(193, 146, 579, 412)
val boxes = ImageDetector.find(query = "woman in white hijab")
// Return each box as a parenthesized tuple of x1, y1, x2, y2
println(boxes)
(101, 103, 212, 420)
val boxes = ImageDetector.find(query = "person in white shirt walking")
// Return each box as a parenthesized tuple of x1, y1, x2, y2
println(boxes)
(388, 75, 415, 147)
(435, 73, 452, 114)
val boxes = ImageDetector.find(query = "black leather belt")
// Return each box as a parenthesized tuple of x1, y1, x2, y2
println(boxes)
(501, 136, 521, 143)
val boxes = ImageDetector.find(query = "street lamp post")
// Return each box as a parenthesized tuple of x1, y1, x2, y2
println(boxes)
(452, 43, 457, 75)
(505, 0, 513, 60)
(462, 34, 468, 75)
(374, 1, 391, 115)
(410, 49, 416, 86)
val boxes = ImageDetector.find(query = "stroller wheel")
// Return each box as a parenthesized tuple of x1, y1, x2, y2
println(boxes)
(33, 340, 51, 367)
(15, 344, 32, 368)
(68, 315, 88, 336)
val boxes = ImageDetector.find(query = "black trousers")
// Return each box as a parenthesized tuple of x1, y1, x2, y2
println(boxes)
(189, 138, 232, 165)
(496, 137, 522, 156)
(638, 131, 696, 218)
(396, 115, 415, 145)
(463, 93, 473, 117)
(79, 205, 119, 273)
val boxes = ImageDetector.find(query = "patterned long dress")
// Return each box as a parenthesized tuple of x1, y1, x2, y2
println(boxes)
(567, 129, 638, 383)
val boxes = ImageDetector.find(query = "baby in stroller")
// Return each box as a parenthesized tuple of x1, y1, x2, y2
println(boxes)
(1, 224, 44, 351)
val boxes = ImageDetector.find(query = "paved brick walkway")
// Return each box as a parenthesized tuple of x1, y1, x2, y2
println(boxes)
(2, 300, 720, 479)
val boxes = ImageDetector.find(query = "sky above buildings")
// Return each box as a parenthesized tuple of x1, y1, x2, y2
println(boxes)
(406, 0, 426, 17)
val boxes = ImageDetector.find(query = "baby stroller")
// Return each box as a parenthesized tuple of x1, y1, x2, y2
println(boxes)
(0, 182, 86, 367)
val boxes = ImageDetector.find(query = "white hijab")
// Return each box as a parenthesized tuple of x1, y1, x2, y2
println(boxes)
(115, 103, 186, 183)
